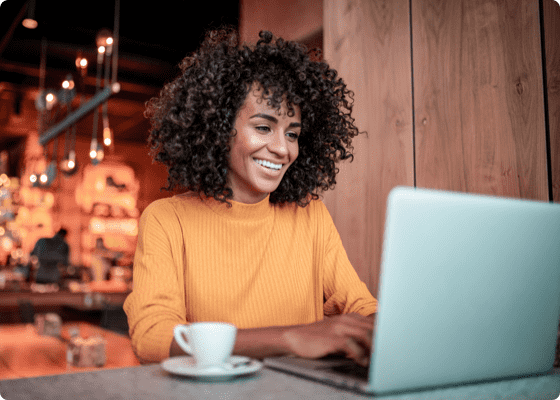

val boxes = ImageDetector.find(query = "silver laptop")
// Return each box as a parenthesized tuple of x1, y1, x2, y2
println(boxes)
(264, 186, 560, 394)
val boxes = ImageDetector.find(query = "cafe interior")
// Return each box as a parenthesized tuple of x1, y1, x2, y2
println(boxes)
(1, 0, 560, 396)
(0, 0, 247, 379)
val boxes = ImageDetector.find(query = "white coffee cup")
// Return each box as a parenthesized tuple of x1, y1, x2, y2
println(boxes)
(173, 322, 237, 368)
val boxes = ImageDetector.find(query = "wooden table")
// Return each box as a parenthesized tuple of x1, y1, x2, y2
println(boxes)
(0, 363, 558, 400)
(0, 322, 139, 380)
(0, 290, 129, 308)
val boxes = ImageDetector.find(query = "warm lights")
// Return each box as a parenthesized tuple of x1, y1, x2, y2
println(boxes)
(96, 29, 113, 49)
(89, 217, 138, 236)
(29, 174, 37, 184)
(98, 45, 106, 54)
(22, 0, 38, 29)
(76, 56, 88, 70)
(22, 18, 38, 29)
(103, 127, 112, 146)
(0, 236, 13, 252)
(60, 150, 78, 177)
(90, 140, 104, 165)
(0, 174, 9, 187)
(62, 79, 75, 90)
(45, 91, 57, 110)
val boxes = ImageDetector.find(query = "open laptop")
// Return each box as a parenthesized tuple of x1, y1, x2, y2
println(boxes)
(264, 186, 560, 394)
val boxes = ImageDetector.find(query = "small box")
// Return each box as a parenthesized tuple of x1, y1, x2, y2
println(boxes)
(34, 313, 62, 337)
(66, 335, 107, 368)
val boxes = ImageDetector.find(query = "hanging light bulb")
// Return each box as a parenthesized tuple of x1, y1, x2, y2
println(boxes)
(94, 146, 104, 165)
(60, 150, 79, 177)
(102, 111, 112, 148)
(96, 29, 113, 50)
(22, 0, 38, 29)
(90, 139, 104, 165)
(103, 127, 112, 146)
(45, 91, 57, 110)
(59, 74, 76, 106)
(62, 79, 74, 90)
(90, 139, 98, 160)
(105, 37, 114, 56)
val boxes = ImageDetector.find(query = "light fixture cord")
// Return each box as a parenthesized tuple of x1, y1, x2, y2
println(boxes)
(92, 43, 103, 148)
(38, 37, 47, 135)
(111, 0, 120, 85)
(102, 35, 111, 143)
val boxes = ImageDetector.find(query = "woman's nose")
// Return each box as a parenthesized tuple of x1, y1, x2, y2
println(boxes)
(267, 131, 289, 157)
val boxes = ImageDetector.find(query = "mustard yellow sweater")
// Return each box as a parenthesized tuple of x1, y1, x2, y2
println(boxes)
(124, 193, 377, 363)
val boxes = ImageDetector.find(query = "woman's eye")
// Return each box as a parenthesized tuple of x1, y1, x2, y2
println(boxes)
(286, 132, 300, 141)
(256, 126, 271, 133)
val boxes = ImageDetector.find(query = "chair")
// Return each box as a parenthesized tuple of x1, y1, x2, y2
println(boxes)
(17, 299, 35, 323)
(100, 303, 129, 335)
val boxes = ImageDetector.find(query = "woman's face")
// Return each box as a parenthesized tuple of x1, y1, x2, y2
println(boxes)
(228, 85, 301, 204)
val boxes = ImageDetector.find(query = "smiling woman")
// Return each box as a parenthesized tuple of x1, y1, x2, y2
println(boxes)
(124, 27, 377, 366)
(228, 85, 301, 204)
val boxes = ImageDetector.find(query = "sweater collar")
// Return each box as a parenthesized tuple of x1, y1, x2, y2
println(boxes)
(205, 194, 273, 221)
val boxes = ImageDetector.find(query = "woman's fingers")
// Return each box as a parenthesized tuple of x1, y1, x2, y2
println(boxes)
(283, 313, 375, 363)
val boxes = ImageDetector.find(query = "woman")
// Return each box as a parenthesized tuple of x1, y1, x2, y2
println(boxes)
(124, 28, 377, 366)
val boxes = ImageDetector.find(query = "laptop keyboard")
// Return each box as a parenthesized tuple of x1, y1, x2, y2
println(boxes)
(315, 354, 370, 379)
(328, 362, 369, 379)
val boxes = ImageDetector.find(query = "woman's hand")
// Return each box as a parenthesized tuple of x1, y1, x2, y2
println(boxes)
(173, 313, 376, 366)
(282, 313, 375, 366)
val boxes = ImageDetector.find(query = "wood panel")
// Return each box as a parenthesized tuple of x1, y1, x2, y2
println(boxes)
(543, 0, 560, 203)
(239, 0, 323, 43)
(412, 0, 549, 201)
(323, 0, 414, 296)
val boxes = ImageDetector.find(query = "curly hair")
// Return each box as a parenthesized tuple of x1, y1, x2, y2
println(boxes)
(145, 27, 363, 206)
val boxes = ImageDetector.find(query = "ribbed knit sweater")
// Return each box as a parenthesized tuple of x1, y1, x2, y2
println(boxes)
(124, 193, 377, 363)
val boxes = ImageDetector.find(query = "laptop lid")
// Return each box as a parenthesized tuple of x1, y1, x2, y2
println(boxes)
(264, 187, 560, 395)
(369, 186, 560, 393)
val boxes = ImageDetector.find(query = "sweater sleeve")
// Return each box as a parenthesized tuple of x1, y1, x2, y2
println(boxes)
(318, 201, 378, 317)
(123, 200, 187, 363)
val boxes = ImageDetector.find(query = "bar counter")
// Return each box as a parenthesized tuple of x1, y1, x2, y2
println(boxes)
(0, 289, 129, 308)
(0, 363, 559, 399)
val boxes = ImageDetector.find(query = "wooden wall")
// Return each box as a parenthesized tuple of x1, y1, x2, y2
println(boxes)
(324, 0, 560, 296)
(239, 0, 322, 43)
(322, 0, 414, 297)
(544, 0, 560, 202)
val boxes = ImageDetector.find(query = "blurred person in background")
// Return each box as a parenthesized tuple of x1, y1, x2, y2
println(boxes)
(31, 228, 69, 285)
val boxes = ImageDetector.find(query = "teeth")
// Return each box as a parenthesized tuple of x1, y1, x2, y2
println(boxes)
(254, 159, 282, 170)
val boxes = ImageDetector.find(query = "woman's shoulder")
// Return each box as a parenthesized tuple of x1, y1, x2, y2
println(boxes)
(142, 192, 206, 218)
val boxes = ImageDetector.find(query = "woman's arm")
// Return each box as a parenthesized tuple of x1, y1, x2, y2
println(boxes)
(170, 313, 375, 366)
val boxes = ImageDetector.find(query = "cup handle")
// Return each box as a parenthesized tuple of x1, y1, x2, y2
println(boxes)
(173, 325, 193, 355)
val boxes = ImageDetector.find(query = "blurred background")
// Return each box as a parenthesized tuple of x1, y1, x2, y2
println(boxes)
(0, 0, 558, 306)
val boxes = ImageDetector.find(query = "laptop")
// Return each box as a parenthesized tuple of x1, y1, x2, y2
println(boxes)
(264, 186, 560, 394)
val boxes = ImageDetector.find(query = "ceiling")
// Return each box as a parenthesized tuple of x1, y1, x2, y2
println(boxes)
(0, 0, 239, 155)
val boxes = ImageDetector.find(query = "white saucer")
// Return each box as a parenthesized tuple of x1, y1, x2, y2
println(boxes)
(161, 355, 262, 380)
